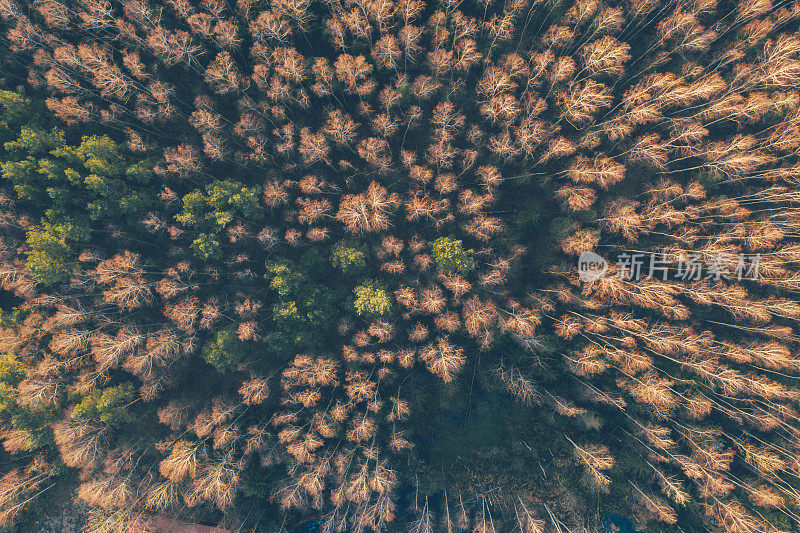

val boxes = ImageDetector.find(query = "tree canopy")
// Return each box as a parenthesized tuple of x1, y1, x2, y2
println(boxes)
(1, 1, 800, 532)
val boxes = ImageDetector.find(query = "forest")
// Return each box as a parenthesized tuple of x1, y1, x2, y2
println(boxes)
(0, 0, 800, 531)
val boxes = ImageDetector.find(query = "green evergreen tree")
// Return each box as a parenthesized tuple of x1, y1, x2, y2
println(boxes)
(72, 383, 136, 428)
(0, 352, 26, 413)
(202, 325, 248, 372)
(25, 219, 89, 285)
(0, 88, 32, 128)
(549, 217, 578, 241)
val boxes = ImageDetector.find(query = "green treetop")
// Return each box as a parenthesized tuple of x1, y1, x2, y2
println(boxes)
(25, 218, 89, 285)
(331, 240, 368, 274)
(549, 217, 578, 241)
(2, 128, 150, 219)
(77, 135, 125, 176)
(266, 261, 304, 297)
(4, 125, 66, 157)
(177, 179, 263, 231)
(176, 180, 263, 260)
(264, 258, 338, 354)
(191, 233, 223, 261)
(430, 237, 476, 273)
(0, 352, 26, 386)
(72, 383, 136, 428)
(208, 179, 262, 220)
(272, 301, 300, 322)
(0, 92, 156, 284)
(0, 350, 57, 451)
(0, 89, 32, 129)
(0, 352, 26, 413)
(202, 325, 248, 372)
(353, 281, 392, 317)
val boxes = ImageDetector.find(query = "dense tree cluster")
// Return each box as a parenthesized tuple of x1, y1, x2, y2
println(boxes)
(0, 0, 799, 531)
